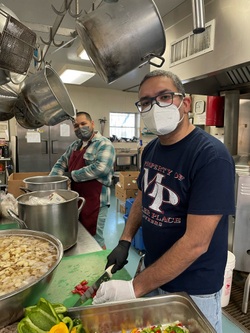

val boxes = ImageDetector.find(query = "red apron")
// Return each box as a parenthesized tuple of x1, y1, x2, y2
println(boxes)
(68, 146, 102, 235)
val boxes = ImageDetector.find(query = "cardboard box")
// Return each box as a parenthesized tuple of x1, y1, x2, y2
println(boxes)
(115, 183, 137, 201)
(119, 171, 139, 189)
(7, 172, 49, 198)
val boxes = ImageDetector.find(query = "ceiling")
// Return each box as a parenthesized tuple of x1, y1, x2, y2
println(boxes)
(0, 0, 187, 92)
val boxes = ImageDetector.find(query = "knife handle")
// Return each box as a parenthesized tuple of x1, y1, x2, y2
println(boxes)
(106, 264, 115, 277)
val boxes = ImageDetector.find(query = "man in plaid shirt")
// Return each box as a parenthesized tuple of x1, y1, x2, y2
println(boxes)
(50, 111, 115, 249)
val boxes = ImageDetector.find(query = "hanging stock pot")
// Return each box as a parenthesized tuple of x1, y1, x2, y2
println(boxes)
(20, 65, 76, 126)
(76, 0, 166, 83)
(0, 84, 18, 121)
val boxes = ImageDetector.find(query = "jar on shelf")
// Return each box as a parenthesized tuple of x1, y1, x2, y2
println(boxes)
(0, 162, 5, 171)
(2, 145, 9, 158)
(0, 139, 6, 158)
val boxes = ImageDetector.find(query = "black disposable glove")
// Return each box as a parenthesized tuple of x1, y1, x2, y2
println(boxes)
(64, 171, 72, 180)
(105, 240, 131, 274)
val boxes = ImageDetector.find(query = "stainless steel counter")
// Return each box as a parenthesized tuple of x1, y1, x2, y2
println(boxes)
(64, 222, 102, 256)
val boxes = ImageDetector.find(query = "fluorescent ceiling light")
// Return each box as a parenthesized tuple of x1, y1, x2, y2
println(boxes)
(78, 49, 90, 60)
(60, 69, 95, 85)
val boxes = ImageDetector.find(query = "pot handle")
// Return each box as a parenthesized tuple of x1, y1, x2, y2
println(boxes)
(7, 209, 29, 229)
(77, 197, 85, 215)
(20, 186, 32, 193)
(140, 53, 165, 68)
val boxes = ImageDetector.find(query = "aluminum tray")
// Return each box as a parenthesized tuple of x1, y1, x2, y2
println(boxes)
(67, 293, 216, 333)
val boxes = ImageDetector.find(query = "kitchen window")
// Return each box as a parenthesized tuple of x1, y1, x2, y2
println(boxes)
(109, 112, 140, 139)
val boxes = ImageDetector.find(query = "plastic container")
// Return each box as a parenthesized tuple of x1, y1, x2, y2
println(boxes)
(125, 198, 135, 215)
(133, 226, 145, 252)
(123, 213, 145, 252)
(221, 251, 236, 307)
(2, 145, 9, 157)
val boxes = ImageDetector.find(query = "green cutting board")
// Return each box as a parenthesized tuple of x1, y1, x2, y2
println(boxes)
(30, 250, 131, 308)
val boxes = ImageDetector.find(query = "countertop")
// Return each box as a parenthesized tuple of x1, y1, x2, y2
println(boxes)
(116, 152, 138, 157)
(64, 222, 102, 256)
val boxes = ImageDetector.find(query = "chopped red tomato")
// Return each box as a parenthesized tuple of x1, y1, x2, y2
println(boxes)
(71, 280, 90, 295)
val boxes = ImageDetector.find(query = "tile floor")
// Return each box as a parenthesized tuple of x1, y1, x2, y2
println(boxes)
(103, 187, 246, 333)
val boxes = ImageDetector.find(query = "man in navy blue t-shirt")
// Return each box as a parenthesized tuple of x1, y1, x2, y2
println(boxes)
(93, 70, 235, 333)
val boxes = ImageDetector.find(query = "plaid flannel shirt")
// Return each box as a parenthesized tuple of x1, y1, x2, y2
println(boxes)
(50, 131, 116, 207)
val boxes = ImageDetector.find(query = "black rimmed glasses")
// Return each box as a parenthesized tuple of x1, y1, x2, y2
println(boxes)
(135, 91, 185, 113)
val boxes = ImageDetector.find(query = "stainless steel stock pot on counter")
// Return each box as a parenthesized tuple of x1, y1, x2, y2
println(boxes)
(10, 189, 85, 251)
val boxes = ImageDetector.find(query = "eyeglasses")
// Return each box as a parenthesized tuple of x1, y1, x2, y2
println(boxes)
(135, 91, 185, 113)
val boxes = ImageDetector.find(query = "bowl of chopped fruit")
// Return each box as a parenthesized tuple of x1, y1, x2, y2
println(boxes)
(0, 229, 63, 328)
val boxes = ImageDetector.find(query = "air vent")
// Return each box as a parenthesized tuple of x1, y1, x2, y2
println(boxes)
(170, 19, 215, 67)
(227, 66, 250, 85)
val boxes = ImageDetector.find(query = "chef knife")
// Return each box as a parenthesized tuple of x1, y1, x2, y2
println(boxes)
(73, 264, 114, 307)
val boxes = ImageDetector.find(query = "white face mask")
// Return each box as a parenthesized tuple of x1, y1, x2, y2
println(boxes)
(141, 101, 184, 135)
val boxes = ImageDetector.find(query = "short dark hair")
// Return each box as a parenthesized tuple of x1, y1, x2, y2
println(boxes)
(76, 111, 92, 121)
(139, 70, 185, 95)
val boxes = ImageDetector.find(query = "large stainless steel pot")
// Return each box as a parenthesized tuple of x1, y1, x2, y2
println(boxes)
(20, 65, 76, 126)
(13, 95, 45, 129)
(76, 0, 166, 83)
(0, 229, 63, 328)
(22, 175, 70, 192)
(16, 189, 85, 251)
(0, 83, 18, 120)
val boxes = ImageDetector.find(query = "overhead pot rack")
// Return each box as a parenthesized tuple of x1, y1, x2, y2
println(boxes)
(37, 0, 103, 67)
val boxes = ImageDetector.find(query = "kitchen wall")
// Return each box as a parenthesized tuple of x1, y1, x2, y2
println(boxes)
(160, 0, 250, 85)
(60, 85, 139, 140)
(156, 0, 250, 159)
(9, 86, 138, 139)
(7, 85, 141, 171)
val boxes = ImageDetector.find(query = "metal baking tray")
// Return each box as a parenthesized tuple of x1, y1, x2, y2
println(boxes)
(68, 293, 216, 333)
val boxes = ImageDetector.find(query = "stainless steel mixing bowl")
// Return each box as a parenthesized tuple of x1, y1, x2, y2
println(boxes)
(0, 229, 63, 328)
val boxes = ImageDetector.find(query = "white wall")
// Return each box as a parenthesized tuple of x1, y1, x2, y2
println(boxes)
(66, 85, 138, 138)
(160, 0, 250, 83)
(9, 86, 138, 139)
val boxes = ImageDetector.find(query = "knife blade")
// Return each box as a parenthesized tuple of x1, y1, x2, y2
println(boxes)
(73, 264, 114, 307)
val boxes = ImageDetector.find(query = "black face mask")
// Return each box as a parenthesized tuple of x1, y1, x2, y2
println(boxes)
(75, 126, 93, 141)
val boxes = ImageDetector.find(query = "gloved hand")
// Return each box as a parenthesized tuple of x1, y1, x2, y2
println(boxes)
(105, 240, 131, 274)
(63, 171, 72, 180)
(92, 279, 136, 304)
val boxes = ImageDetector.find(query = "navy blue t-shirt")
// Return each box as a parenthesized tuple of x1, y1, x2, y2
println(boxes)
(137, 127, 235, 295)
